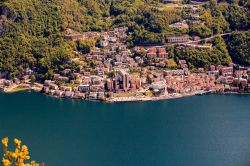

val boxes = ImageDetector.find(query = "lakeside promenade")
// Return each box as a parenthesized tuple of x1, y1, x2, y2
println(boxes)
(107, 90, 215, 102)
(0, 85, 220, 103)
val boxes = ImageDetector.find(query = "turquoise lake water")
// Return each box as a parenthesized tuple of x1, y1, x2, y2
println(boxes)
(0, 92, 250, 166)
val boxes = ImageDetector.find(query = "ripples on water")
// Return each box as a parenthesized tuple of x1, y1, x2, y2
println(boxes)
(0, 92, 250, 166)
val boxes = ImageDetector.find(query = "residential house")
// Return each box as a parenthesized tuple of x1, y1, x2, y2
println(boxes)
(65, 91, 74, 98)
(147, 48, 157, 58)
(158, 48, 168, 58)
(221, 67, 233, 77)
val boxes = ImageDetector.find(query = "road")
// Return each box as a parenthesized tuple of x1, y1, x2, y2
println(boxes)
(141, 33, 232, 49)
(186, 33, 232, 44)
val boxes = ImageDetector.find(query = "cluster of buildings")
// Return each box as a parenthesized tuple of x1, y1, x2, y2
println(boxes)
(1, 25, 250, 101)
(41, 27, 144, 100)
(165, 72, 220, 94)
(214, 65, 250, 93)
(146, 62, 250, 95)
(41, 39, 250, 100)
(0, 68, 36, 91)
(42, 68, 142, 100)
(98, 27, 128, 47)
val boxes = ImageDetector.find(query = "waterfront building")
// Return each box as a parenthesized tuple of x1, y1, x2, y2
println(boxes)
(152, 81, 167, 91)
(74, 91, 85, 99)
(49, 84, 59, 90)
(79, 84, 90, 92)
(116, 70, 130, 92)
(152, 81, 168, 96)
(43, 87, 50, 94)
(89, 92, 98, 100)
(54, 90, 64, 97)
(98, 92, 105, 100)
(44, 80, 53, 86)
(233, 78, 248, 87)
(65, 91, 74, 98)
(106, 79, 114, 92)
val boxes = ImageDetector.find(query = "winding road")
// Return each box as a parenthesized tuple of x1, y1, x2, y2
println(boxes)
(141, 33, 232, 49)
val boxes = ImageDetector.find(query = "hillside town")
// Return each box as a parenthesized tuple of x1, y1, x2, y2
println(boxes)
(0, 26, 250, 102)
(0, 0, 249, 165)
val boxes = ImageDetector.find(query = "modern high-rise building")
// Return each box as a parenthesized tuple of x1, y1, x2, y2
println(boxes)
(116, 70, 130, 92)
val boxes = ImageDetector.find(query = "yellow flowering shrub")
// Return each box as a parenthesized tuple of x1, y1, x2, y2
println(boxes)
(1, 138, 40, 166)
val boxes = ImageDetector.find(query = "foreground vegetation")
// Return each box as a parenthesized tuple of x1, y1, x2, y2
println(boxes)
(1, 138, 40, 166)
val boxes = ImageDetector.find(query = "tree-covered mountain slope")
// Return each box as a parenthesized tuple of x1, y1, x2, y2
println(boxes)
(0, 0, 249, 79)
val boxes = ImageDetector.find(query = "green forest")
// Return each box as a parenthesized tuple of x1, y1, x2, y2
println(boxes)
(0, 0, 249, 79)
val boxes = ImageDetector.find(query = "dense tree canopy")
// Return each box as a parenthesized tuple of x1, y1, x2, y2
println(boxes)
(0, 0, 249, 80)
(225, 31, 250, 66)
(173, 36, 232, 69)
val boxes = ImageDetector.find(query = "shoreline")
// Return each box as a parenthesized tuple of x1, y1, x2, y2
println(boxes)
(105, 90, 215, 103)
(2, 84, 43, 93)
(1, 87, 249, 103)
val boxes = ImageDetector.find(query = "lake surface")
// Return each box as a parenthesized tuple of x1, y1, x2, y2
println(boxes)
(0, 92, 250, 166)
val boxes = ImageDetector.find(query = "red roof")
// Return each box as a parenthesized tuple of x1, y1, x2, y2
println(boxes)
(148, 48, 157, 53)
